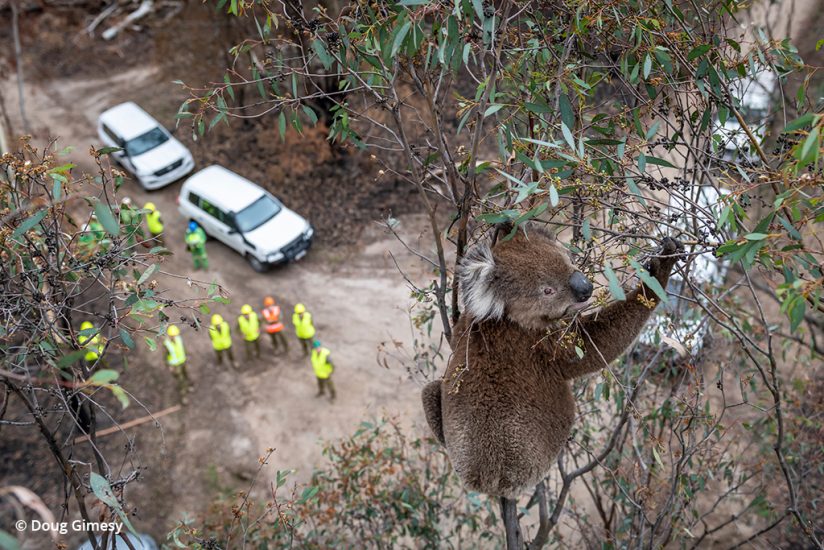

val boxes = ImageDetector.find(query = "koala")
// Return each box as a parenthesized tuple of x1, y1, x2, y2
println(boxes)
(422, 223, 682, 498)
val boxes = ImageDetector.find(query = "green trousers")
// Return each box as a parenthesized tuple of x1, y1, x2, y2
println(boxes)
(192, 250, 209, 270)
(269, 331, 288, 353)
(316, 377, 336, 401)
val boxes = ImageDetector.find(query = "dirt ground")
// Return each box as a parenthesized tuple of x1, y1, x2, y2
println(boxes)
(0, 4, 441, 546)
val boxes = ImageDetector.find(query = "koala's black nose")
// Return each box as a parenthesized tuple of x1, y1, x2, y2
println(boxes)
(569, 271, 593, 302)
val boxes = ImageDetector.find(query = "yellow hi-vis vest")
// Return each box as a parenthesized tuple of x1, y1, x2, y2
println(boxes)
(79, 333, 103, 362)
(146, 210, 164, 235)
(209, 321, 232, 351)
(164, 336, 186, 366)
(293, 311, 315, 340)
(311, 347, 333, 379)
(238, 312, 260, 342)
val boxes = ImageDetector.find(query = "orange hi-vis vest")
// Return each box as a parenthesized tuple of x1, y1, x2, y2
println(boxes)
(262, 305, 284, 333)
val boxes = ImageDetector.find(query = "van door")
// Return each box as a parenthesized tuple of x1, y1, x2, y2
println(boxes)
(199, 199, 245, 254)
(101, 123, 128, 166)
(185, 192, 216, 236)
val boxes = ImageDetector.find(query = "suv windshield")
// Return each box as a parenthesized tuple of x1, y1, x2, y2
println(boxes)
(125, 127, 169, 157)
(234, 195, 281, 232)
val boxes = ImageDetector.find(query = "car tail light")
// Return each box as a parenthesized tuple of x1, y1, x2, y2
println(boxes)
(176, 196, 180, 206)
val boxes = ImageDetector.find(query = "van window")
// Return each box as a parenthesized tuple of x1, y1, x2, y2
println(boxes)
(200, 198, 221, 219)
(124, 127, 169, 157)
(235, 195, 281, 232)
(101, 124, 120, 145)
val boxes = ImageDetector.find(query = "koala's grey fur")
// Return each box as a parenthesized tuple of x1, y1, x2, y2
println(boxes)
(422, 224, 682, 498)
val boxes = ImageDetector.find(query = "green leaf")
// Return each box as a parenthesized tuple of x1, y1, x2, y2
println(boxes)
(687, 44, 711, 61)
(0, 530, 21, 550)
(223, 74, 235, 100)
(96, 146, 123, 155)
(277, 111, 286, 139)
(604, 264, 627, 301)
(57, 349, 87, 369)
(12, 210, 47, 238)
(646, 156, 676, 168)
(788, 297, 806, 332)
(645, 120, 660, 141)
(744, 233, 768, 241)
(476, 211, 518, 224)
(120, 328, 135, 350)
(629, 259, 668, 305)
(137, 264, 159, 285)
(297, 486, 319, 504)
(484, 104, 504, 117)
(144, 337, 157, 352)
(94, 200, 120, 237)
(276, 469, 291, 487)
(399, 0, 430, 5)
(312, 39, 333, 70)
(548, 184, 559, 207)
(88, 369, 120, 385)
(643, 54, 652, 79)
(799, 126, 820, 161)
(561, 122, 576, 152)
(525, 101, 551, 114)
(652, 446, 665, 469)
(782, 113, 816, 132)
(581, 218, 591, 242)
(90, 472, 137, 535)
(391, 20, 412, 58)
(301, 105, 318, 125)
(559, 94, 575, 130)
(110, 385, 130, 409)
(626, 177, 646, 205)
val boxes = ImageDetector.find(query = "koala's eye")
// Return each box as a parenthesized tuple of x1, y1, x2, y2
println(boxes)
(543, 287, 555, 296)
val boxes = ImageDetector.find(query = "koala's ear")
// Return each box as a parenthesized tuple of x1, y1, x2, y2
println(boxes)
(458, 241, 505, 321)
(520, 220, 556, 241)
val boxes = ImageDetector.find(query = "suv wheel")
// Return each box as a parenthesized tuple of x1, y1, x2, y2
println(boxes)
(247, 254, 269, 273)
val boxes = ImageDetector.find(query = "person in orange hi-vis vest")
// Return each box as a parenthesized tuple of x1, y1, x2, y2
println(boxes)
(261, 296, 288, 354)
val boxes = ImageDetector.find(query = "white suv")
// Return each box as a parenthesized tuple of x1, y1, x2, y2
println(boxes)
(98, 102, 194, 189)
(177, 165, 313, 271)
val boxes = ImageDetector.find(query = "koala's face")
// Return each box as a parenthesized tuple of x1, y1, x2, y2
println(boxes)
(459, 225, 593, 330)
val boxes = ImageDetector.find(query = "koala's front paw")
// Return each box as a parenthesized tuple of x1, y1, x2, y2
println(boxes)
(660, 236, 684, 257)
(648, 237, 684, 279)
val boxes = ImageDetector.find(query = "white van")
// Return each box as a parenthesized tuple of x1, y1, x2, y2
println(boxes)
(177, 165, 313, 271)
(98, 102, 194, 189)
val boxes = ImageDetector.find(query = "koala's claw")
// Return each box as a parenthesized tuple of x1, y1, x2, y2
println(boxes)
(647, 237, 683, 278)
(659, 236, 684, 257)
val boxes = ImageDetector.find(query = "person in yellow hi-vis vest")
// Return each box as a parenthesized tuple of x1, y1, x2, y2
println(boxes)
(164, 325, 191, 404)
(209, 314, 238, 368)
(237, 304, 261, 360)
(292, 303, 316, 356)
(143, 202, 164, 245)
(311, 340, 336, 401)
(78, 321, 104, 366)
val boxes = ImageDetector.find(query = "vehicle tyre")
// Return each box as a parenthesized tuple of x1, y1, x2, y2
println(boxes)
(247, 254, 270, 273)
